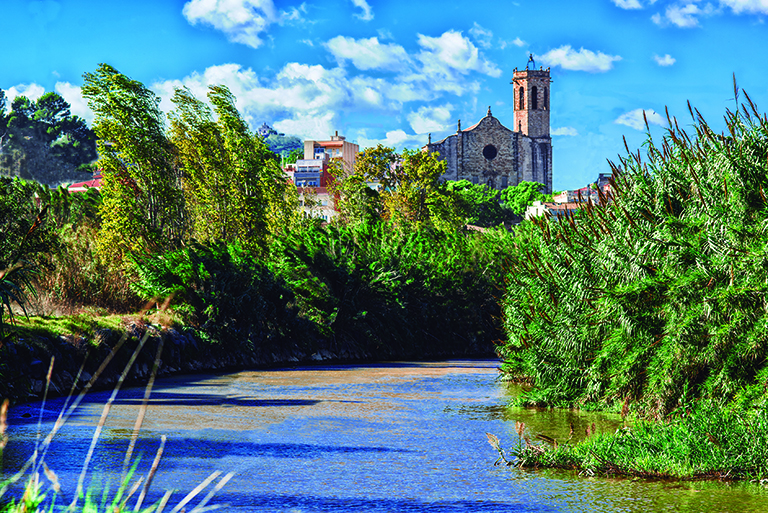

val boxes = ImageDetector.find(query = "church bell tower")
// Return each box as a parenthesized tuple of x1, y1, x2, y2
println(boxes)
(512, 55, 551, 138)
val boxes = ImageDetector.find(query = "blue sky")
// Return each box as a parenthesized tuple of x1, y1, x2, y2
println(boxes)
(2, 0, 767, 190)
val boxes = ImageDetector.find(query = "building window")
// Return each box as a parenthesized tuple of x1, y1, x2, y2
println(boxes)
(518, 87, 524, 110)
(501, 176, 508, 188)
(531, 86, 538, 110)
(472, 175, 479, 185)
(482, 144, 498, 160)
(543, 87, 548, 110)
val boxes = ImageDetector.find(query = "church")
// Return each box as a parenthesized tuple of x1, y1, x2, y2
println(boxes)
(424, 57, 552, 193)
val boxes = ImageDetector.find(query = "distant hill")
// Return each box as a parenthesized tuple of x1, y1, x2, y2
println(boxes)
(257, 123, 302, 160)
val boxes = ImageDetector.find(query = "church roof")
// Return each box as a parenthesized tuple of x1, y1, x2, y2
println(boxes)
(428, 107, 513, 146)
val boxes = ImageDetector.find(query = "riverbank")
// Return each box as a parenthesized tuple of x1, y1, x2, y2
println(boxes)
(0, 312, 496, 407)
(498, 402, 768, 482)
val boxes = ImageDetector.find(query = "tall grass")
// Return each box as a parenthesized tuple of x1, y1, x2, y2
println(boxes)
(499, 84, 768, 417)
(0, 321, 232, 512)
(492, 402, 768, 481)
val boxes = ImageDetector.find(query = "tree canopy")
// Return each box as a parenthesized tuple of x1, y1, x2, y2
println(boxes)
(500, 180, 547, 215)
(445, 179, 510, 227)
(0, 90, 96, 186)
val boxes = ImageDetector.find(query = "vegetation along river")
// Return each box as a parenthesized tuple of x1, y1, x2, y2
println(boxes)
(4, 359, 768, 512)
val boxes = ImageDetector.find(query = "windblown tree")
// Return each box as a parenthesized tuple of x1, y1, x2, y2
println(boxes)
(500, 88, 768, 417)
(0, 90, 96, 186)
(82, 63, 185, 261)
(169, 85, 298, 251)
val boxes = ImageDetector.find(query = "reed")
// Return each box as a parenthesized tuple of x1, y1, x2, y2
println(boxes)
(0, 318, 233, 512)
(493, 402, 768, 481)
(499, 88, 768, 417)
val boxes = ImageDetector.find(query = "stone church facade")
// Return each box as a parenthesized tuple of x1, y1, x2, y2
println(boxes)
(424, 63, 552, 193)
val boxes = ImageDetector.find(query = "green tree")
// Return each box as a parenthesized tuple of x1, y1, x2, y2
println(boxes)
(328, 148, 387, 226)
(500, 180, 546, 216)
(499, 91, 768, 416)
(0, 91, 96, 186)
(328, 162, 380, 226)
(380, 149, 461, 230)
(284, 147, 303, 165)
(169, 85, 299, 251)
(354, 144, 399, 189)
(445, 179, 508, 227)
(82, 63, 186, 261)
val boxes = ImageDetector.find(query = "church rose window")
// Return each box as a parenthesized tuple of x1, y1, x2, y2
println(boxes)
(483, 144, 498, 160)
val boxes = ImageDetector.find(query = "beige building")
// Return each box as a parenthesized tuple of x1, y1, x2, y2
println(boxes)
(424, 59, 552, 193)
(303, 131, 359, 173)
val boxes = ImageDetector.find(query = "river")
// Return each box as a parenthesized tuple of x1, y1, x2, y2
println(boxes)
(3, 359, 768, 512)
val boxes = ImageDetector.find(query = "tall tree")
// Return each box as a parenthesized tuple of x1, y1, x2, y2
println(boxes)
(82, 63, 185, 261)
(169, 85, 298, 251)
(380, 149, 462, 230)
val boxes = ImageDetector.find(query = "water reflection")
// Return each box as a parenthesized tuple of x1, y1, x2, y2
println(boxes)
(3, 359, 768, 512)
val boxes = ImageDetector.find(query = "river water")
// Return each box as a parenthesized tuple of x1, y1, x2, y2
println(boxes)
(4, 359, 768, 512)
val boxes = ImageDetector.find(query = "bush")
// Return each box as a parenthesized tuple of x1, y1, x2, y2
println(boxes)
(131, 242, 301, 349)
(499, 90, 768, 416)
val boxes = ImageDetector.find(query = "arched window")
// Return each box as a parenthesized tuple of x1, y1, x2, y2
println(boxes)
(531, 86, 538, 110)
(518, 87, 524, 110)
(543, 87, 548, 110)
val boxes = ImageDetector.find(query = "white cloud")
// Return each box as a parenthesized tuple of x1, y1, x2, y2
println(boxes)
(324, 36, 409, 71)
(551, 126, 579, 136)
(537, 45, 622, 73)
(615, 108, 665, 130)
(407, 104, 453, 134)
(350, 0, 373, 21)
(274, 111, 336, 140)
(653, 53, 676, 66)
(152, 62, 416, 140)
(652, 2, 718, 27)
(719, 0, 768, 14)
(665, 3, 705, 26)
(182, 0, 282, 49)
(357, 129, 425, 150)
(612, 0, 644, 8)
(469, 22, 493, 48)
(5, 83, 46, 104)
(416, 30, 502, 80)
(150, 29, 504, 142)
(55, 82, 94, 123)
(500, 37, 526, 49)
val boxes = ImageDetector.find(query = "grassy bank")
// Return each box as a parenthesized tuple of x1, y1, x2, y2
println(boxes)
(491, 402, 768, 481)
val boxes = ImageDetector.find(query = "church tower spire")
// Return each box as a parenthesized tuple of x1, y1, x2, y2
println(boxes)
(512, 55, 551, 138)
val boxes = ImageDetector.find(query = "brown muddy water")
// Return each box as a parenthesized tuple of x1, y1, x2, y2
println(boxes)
(4, 359, 768, 512)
